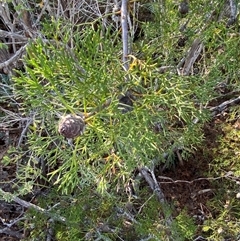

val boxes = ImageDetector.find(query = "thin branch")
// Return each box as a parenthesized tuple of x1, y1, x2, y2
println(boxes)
(229, 0, 237, 18)
(179, 38, 203, 76)
(17, 113, 35, 148)
(158, 171, 235, 184)
(0, 44, 27, 70)
(0, 216, 25, 228)
(139, 166, 166, 204)
(0, 3, 14, 30)
(0, 188, 66, 223)
(121, 0, 129, 72)
(193, 236, 207, 241)
(0, 227, 23, 239)
(0, 30, 28, 42)
(138, 166, 172, 226)
(210, 96, 240, 116)
(210, 90, 240, 102)
(227, 0, 237, 26)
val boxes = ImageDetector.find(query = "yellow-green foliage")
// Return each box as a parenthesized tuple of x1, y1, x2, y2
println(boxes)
(1, 0, 239, 240)
(204, 107, 240, 240)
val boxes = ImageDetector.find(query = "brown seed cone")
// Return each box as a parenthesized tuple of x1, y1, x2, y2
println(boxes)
(58, 114, 85, 138)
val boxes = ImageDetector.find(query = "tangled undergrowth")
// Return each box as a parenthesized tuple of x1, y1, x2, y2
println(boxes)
(0, 0, 240, 240)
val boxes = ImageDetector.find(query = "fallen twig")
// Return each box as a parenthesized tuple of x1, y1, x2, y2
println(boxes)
(0, 30, 28, 42)
(138, 166, 172, 225)
(210, 96, 240, 116)
(0, 44, 27, 70)
(227, 0, 237, 26)
(158, 170, 235, 184)
(121, 0, 129, 72)
(178, 38, 203, 76)
(139, 166, 165, 204)
(0, 3, 14, 31)
(0, 227, 23, 239)
(0, 188, 66, 223)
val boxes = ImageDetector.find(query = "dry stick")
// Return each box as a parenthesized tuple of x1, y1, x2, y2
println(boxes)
(0, 227, 23, 239)
(176, 39, 240, 115)
(138, 166, 172, 226)
(177, 6, 218, 75)
(0, 3, 17, 52)
(0, 44, 27, 70)
(228, 0, 237, 25)
(210, 96, 240, 116)
(210, 90, 240, 102)
(158, 171, 235, 184)
(139, 167, 165, 204)
(17, 114, 35, 148)
(0, 188, 66, 223)
(121, 0, 172, 226)
(0, 216, 25, 239)
(0, 30, 28, 42)
(229, 0, 237, 17)
(121, 0, 129, 72)
(0, 3, 14, 31)
(178, 38, 203, 76)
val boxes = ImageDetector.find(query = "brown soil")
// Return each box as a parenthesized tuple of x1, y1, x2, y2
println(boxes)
(157, 119, 225, 231)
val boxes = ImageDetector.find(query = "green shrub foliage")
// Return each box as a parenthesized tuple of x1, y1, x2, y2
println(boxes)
(10, 22, 210, 195)
(3, 0, 237, 238)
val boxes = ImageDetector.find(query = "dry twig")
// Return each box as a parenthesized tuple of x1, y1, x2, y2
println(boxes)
(138, 166, 172, 226)
(121, 0, 129, 72)
(227, 0, 237, 26)
(158, 171, 235, 184)
(210, 96, 240, 116)
(0, 227, 23, 239)
(178, 38, 203, 76)
(0, 44, 27, 71)
(0, 188, 66, 223)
